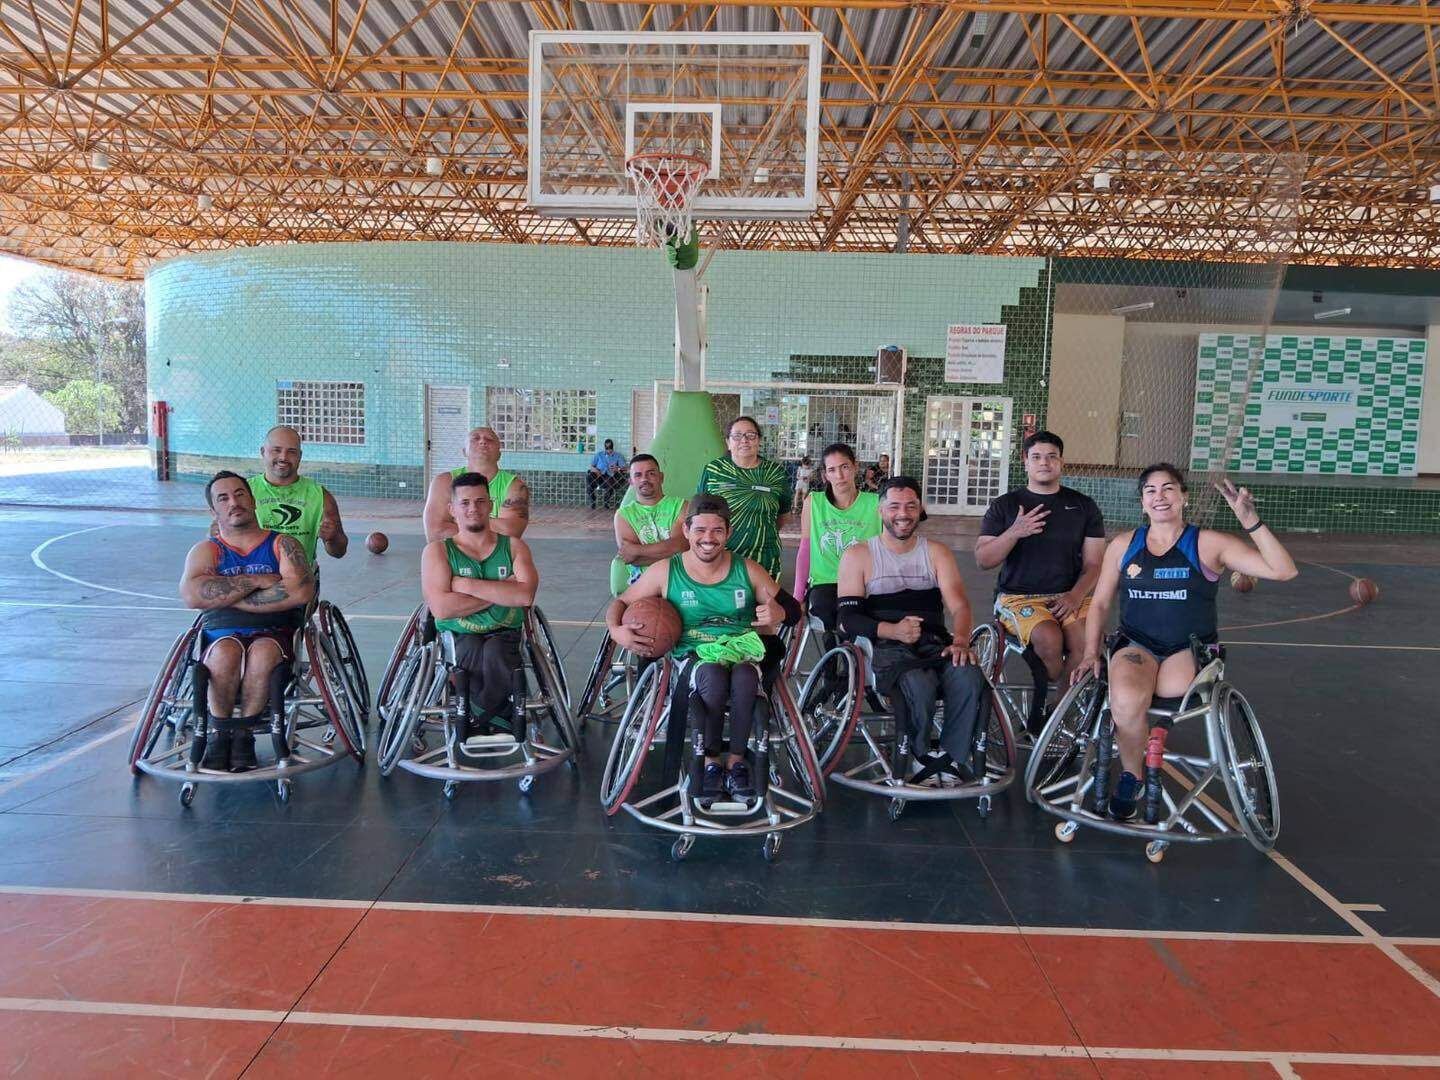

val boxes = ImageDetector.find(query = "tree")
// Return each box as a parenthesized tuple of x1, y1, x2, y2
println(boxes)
(45, 379, 123, 436)
(6, 271, 145, 435)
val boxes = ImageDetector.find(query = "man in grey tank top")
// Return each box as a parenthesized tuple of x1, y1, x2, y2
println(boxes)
(836, 478, 990, 781)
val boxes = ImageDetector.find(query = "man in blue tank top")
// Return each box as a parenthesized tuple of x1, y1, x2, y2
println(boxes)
(837, 477, 990, 784)
(180, 471, 315, 770)
(1074, 466, 1298, 820)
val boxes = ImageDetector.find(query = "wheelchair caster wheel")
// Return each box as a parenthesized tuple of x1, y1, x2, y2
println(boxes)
(762, 834, 782, 863)
(179, 783, 196, 808)
(1146, 840, 1168, 864)
(411, 736, 426, 754)
(518, 775, 535, 794)
(887, 798, 906, 822)
(444, 781, 459, 801)
(977, 794, 992, 819)
(321, 727, 337, 745)
(671, 836, 695, 862)
(276, 780, 291, 804)
(1056, 821, 1079, 843)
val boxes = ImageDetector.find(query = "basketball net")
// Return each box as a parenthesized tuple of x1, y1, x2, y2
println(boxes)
(626, 152, 707, 247)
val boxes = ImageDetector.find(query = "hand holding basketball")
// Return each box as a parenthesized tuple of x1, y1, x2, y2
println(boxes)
(619, 596, 683, 658)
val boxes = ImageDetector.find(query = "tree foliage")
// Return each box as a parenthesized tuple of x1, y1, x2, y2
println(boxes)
(2, 271, 145, 434)
(44, 379, 123, 435)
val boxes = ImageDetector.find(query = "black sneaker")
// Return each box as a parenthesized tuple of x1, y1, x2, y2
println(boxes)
(701, 762, 725, 799)
(1110, 770, 1141, 821)
(229, 732, 258, 772)
(201, 730, 231, 771)
(726, 761, 756, 800)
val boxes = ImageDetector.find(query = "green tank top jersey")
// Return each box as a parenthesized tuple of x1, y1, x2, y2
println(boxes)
(807, 490, 882, 587)
(664, 554, 755, 658)
(248, 474, 325, 564)
(619, 495, 685, 584)
(451, 465, 517, 519)
(434, 536, 525, 636)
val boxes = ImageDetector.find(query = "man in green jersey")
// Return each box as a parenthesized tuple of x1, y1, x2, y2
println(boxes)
(424, 427, 531, 542)
(608, 494, 799, 801)
(246, 426, 348, 565)
(421, 472, 539, 742)
(614, 454, 688, 587)
(695, 416, 791, 581)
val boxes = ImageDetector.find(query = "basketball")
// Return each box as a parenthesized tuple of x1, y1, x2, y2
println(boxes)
(623, 596, 683, 658)
(365, 531, 389, 555)
(1229, 571, 1256, 593)
(1349, 577, 1379, 605)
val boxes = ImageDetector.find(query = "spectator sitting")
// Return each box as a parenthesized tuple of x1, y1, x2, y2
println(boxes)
(588, 439, 627, 510)
(792, 456, 815, 515)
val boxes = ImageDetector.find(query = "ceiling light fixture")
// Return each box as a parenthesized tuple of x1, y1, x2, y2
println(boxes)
(90, 150, 110, 170)
(425, 156, 444, 177)
(1314, 307, 1351, 320)
(1111, 301, 1155, 315)
(1093, 172, 1112, 191)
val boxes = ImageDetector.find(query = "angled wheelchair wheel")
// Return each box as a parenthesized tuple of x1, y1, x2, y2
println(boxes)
(1212, 683, 1280, 851)
(1026, 672, 1105, 798)
(576, 632, 635, 726)
(130, 621, 200, 774)
(969, 623, 1002, 679)
(600, 659, 669, 816)
(378, 642, 439, 776)
(376, 603, 426, 724)
(796, 645, 863, 776)
(771, 678, 825, 810)
(317, 601, 370, 724)
(307, 625, 365, 761)
(526, 620, 580, 757)
(531, 607, 571, 711)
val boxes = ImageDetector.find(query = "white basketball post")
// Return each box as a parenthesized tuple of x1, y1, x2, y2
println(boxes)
(673, 267, 706, 391)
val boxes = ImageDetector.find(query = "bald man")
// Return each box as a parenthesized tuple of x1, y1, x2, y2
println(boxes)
(248, 425, 348, 565)
(423, 426, 531, 542)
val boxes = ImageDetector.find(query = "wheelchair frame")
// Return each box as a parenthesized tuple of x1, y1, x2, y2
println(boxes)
(599, 654, 825, 862)
(375, 607, 578, 799)
(575, 630, 640, 727)
(1024, 640, 1280, 862)
(128, 606, 366, 807)
(795, 619, 1018, 821)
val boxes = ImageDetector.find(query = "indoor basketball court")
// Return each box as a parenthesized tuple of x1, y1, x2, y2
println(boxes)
(2, 4, 1440, 1078)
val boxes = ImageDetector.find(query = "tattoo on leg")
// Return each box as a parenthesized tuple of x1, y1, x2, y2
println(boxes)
(1121, 652, 1145, 665)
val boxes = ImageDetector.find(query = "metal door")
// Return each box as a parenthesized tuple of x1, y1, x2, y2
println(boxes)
(424, 385, 471, 483)
(922, 396, 1013, 515)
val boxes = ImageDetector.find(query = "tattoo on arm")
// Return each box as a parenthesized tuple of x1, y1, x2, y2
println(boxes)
(503, 493, 531, 520)
(276, 535, 315, 587)
(246, 581, 291, 604)
(199, 577, 247, 601)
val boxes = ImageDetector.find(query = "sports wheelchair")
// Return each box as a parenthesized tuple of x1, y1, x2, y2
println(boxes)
(128, 601, 366, 807)
(600, 650, 825, 862)
(574, 558, 647, 728)
(375, 605, 577, 799)
(967, 619, 1053, 751)
(1025, 636, 1279, 863)
(796, 617, 1017, 821)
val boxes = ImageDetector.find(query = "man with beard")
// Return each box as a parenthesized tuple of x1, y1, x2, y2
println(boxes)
(614, 454, 688, 587)
(420, 472, 539, 742)
(837, 477, 989, 783)
(975, 431, 1105, 684)
(608, 494, 799, 801)
(247, 425, 348, 567)
(180, 471, 315, 771)
(424, 427, 532, 542)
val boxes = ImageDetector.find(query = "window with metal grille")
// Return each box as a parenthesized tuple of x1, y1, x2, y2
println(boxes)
(487, 388, 597, 453)
(275, 380, 365, 445)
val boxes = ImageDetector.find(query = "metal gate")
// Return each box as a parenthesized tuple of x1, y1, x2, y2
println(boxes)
(921, 396, 1013, 515)
(424, 385, 471, 482)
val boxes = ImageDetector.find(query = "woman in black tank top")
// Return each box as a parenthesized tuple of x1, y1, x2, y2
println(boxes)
(1070, 465, 1298, 817)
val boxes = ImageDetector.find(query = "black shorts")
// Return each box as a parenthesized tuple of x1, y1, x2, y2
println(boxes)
(1112, 628, 1215, 662)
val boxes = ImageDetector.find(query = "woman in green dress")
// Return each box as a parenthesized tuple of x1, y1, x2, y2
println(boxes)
(695, 415, 792, 583)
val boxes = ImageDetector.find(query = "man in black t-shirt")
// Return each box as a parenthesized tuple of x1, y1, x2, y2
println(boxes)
(975, 431, 1106, 682)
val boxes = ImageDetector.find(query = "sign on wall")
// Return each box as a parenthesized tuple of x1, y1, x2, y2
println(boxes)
(1190, 334, 1427, 476)
(945, 324, 1006, 383)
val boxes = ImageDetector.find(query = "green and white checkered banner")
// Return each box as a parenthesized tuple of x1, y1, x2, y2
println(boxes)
(1191, 334, 1427, 477)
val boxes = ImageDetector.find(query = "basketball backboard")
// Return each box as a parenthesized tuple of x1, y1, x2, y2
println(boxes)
(527, 32, 822, 220)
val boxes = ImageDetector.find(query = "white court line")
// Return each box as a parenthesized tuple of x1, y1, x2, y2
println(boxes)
(29, 525, 173, 602)
(1346, 903, 1388, 913)
(0, 725, 132, 792)
(0, 600, 190, 612)
(0, 884, 1411, 946)
(1226, 640, 1440, 651)
(1, 996, 1438, 1068)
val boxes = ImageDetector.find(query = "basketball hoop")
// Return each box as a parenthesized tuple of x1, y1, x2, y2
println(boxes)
(626, 152, 708, 247)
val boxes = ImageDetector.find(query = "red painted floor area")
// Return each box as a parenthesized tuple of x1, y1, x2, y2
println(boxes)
(1, 892, 1437, 1078)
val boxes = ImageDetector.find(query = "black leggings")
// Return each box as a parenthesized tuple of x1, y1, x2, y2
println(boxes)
(689, 661, 763, 759)
(450, 630, 522, 721)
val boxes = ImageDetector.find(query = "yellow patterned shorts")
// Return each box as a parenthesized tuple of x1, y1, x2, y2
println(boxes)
(994, 592, 1092, 646)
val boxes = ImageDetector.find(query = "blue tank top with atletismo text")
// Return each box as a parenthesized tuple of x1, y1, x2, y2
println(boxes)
(1116, 525, 1219, 651)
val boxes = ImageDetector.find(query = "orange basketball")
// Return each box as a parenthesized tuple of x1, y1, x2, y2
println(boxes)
(1229, 571, 1256, 593)
(623, 596, 683, 658)
(366, 532, 389, 554)
(1348, 577, 1379, 605)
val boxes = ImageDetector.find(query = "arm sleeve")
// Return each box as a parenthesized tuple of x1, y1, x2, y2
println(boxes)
(1084, 497, 1106, 537)
(838, 595, 880, 641)
(774, 587, 803, 628)
(979, 496, 1010, 538)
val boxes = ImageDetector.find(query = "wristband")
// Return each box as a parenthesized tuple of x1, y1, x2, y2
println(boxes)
(1245, 520, 1264, 533)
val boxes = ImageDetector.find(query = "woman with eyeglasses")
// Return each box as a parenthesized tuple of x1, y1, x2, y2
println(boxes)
(695, 415, 792, 581)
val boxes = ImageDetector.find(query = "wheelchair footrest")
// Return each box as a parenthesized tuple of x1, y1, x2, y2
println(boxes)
(698, 797, 760, 817)
(462, 733, 519, 749)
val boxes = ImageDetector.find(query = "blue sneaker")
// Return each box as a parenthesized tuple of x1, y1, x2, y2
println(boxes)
(1110, 771, 1141, 821)
(701, 762, 725, 799)
(726, 761, 756, 800)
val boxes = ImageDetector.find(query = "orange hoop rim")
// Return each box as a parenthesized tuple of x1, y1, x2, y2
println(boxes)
(624, 151, 710, 177)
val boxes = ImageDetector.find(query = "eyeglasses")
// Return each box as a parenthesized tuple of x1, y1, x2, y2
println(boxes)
(728, 431, 761, 443)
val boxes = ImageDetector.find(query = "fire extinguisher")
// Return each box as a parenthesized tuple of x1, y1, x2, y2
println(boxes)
(151, 400, 172, 481)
